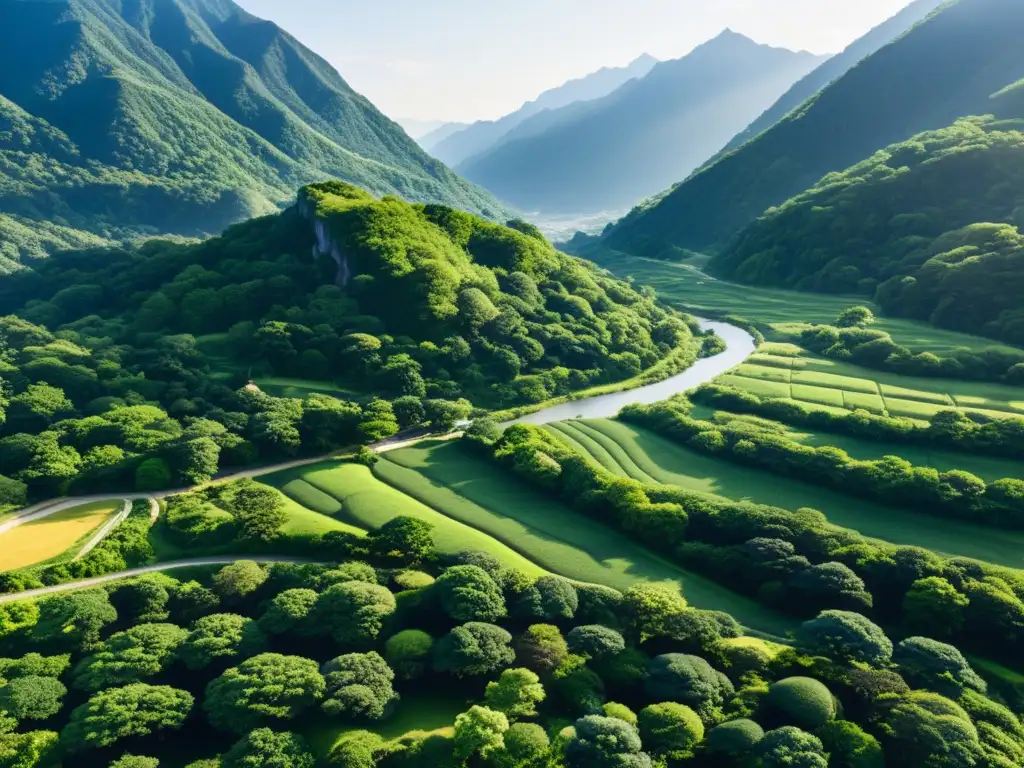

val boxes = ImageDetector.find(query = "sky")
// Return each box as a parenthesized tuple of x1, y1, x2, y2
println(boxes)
(235, 0, 916, 124)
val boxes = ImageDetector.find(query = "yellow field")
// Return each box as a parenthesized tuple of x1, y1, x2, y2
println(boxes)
(0, 500, 121, 572)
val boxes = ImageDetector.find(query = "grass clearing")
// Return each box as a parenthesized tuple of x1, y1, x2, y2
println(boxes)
(560, 421, 657, 483)
(381, 441, 793, 635)
(578, 419, 1024, 569)
(545, 422, 623, 475)
(255, 377, 360, 401)
(841, 391, 887, 413)
(790, 384, 845, 408)
(0, 501, 120, 572)
(791, 370, 878, 394)
(735, 364, 792, 383)
(718, 374, 791, 398)
(544, 424, 607, 472)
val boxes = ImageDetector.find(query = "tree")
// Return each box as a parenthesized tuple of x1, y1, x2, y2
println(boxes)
(357, 399, 399, 442)
(453, 706, 508, 763)
(434, 622, 515, 677)
(391, 396, 425, 429)
(514, 624, 568, 676)
(326, 730, 389, 768)
(221, 728, 316, 768)
(622, 584, 686, 642)
(204, 654, 326, 734)
(169, 438, 220, 485)
(705, 719, 765, 756)
(384, 630, 434, 680)
(61, 684, 193, 753)
(485, 668, 546, 720)
(6, 384, 74, 433)
(836, 306, 876, 328)
(893, 637, 987, 698)
(110, 579, 170, 623)
(644, 654, 733, 723)
(0, 476, 27, 511)
(72, 623, 188, 691)
(796, 611, 893, 666)
(109, 756, 159, 768)
(875, 691, 983, 768)
(179, 614, 267, 671)
(222, 479, 287, 542)
(369, 517, 434, 564)
(259, 589, 318, 636)
(0, 676, 66, 721)
(0, 602, 39, 641)
(791, 562, 872, 611)
(0, 730, 59, 768)
(314, 581, 396, 647)
(493, 722, 551, 768)
(515, 576, 578, 622)
(168, 581, 220, 623)
(0, 654, 70, 680)
(637, 702, 704, 761)
(435, 565, 506, 622)
(564, 715, 652, 768)
(212, 561, 268, 603)
(567, 626, 626, 659)
(816, 721, 884, 768)
(766, 678, 837, 730)
(321, 652, 398, 721)
(135, 458, 172, 491)
(757, 727, 828, 768)
(902, 577, 968, 638)
(423, 399, 472, 431)
(33, 589, 117, 652)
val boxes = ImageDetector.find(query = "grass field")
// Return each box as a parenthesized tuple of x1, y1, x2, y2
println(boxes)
(261, 462, 544, 576)
(590, 252, 1023, 356)
(0, 501, 121, 572)
(379, 441, 793, 635)
(571, 419, 1024, 569)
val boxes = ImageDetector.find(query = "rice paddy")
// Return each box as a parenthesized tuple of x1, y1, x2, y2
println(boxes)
(0, 500, 122, 572)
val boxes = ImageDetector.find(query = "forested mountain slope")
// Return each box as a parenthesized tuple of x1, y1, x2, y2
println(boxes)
(429, 54, 658, 168)
(0, 0, 504, 266)
(712, 117, 1024, 344)
(606, 0, 1024, 258)
(718, 0, 947, 156)
(458, 32, 824, 214)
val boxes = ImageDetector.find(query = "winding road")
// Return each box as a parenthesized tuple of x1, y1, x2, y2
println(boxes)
(0, 320, 756, 602)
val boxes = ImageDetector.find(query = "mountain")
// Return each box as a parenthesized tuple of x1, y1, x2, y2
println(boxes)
(429, 54, 659, 168)
(457, 32, 827, 214)
(0, 0, 506, 265)
(605, 0, 1024, 258)
(719, 0, 948, 156)
(418, 121, 472, 152)
(395, 118, 449, 139)
(712, 116, 1024, 344)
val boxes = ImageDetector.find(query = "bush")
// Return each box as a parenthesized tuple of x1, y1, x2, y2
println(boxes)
(385, 630, 434, 680)
(637, 702, 704, 760)
(796, 611, 892, 666)
(705, 718, 765, 755)
(766, 677, 836, 729)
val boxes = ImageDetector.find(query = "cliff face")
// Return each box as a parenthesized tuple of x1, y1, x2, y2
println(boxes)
(299, 193, 352, 287)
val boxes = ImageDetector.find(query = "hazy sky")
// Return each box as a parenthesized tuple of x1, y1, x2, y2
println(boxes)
(235, 0, 915, 123)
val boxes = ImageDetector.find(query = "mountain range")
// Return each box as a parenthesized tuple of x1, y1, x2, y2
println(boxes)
(0, 0, 506, 270)
(428, 54, 659, 168)
(457, 31, 827, 214)
(605, 0, 1024, 258)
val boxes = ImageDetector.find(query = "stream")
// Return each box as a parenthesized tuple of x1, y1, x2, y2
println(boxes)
(512, 319, 756, 425)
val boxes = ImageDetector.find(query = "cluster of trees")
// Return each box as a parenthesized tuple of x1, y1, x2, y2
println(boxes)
(690, 382, 1024, 460)
(620, 396, 1024, 529)
(797, 313, 1024, 383)
(1, 543, 1021, 767)
(478, 422, 1024, 665)
(713, 119, 1024, 345)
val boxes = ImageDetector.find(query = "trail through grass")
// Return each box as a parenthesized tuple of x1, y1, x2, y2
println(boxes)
(577, 419, 1024, 569)
(0, 500, 120, 571)
(380, 441, 794, 635)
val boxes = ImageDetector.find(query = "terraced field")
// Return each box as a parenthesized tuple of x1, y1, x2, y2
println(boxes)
(0, 500, 122, 572)
(565, 419, 1024, 569)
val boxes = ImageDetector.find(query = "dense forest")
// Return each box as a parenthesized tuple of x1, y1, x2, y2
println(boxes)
(0, 0, 504, 267)
(0, 181, 697, 502)
(604, 0, 1024, 259)
(710, 118, 1024, 344)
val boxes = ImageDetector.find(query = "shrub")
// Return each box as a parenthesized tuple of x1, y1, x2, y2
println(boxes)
(766, 677, 836, 729)
(385, 630, 434, 680)
(637, 702, 704, 760)
(796, 611, 892, 666)
(705, 718, 765, 755)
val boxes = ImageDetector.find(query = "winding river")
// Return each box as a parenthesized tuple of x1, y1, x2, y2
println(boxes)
(512, 318, 755, 425)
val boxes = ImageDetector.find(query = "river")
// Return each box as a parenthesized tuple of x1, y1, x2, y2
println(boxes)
(512, 319, 755, 425)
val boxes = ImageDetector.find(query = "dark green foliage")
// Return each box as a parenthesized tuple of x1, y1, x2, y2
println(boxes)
(33, 589, 117, 652)
(313, 581, 396, 647)
(493, 722, 551, 768)
(644, 654, 734, 723)
(552, 654, 605, 714)
(167, 581, 220, 624)
(796, 611, 893, 666)
(564, 715, 652, 768)
(817, 721, 884, 768)
(893, 637, 987, 698)
(212, 562, 268, 603)
(434, 622, 515, 677)
(369, 517, 435, 565)
(218, 479, 287, 542)
(321, 652, 398, 721)
(704, 718, 765, 755)
(109, 580, 170, 624)
(203, 653, 326, 734)
(435, 565, 507, 623)
(178, 614, 267, 671)
(765, 677, 836, 729)
(0, 676, 66, 721)
(567, 625, 626, 659)
(72, 623, 188, 691)
(259, 589, 318, 636)
(757, 726, 828, 768)
(875, 690, 984, 768)
(607, 0, 1024, 257)
(515, 624, 569, 676)
(485, 668, 546, 720)
(61, 684, 193, 753)
(221, 728, 315, 768)
(636, 702, 704, 760)
(384, 630, 434, 680)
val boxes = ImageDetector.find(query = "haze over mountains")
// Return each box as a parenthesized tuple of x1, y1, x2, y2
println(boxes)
(0, 0, 505, 267)
(454, 32, 826, 214)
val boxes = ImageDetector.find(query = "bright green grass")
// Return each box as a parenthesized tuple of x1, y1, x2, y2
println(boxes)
(271, 486, 364, 537)
(580, 419, 1024, 569)
(879, 384, 954, 405)
(380, 441, 793, 635)
(718, 374, 791, 398)
(969, 656, 1024, 686)
(590, 252, 1023, 356)
(545, 422, 622, 475)
(735, 364, 792, 383)
(840, 391, 886, 414)
(543, 424, 607, 472)
(882, 397, 948, 421)
(262, 463, 543, 575)
(791, 370, 878, 394)
(560, 421, 657, 483)
(790, 384, 845, 408)
(749, 353, 796, 370)
(255, 377, 360, 401)
(304, 690, 469, 757)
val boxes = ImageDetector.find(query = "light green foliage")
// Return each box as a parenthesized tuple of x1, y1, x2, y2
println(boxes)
(384, 630, 435, 680)
(757, 726, 828, 768)
(453, 705, 509, 762)
(0, 603, 39, 641)
(259, 590, 319, 636)
(33, 589, 117, 652)
(796, 611, 893, 666)
(179, 614, 268, 671)
(0, 729, 59, 768)
(637, 702, 704, 760)
(435, 565, 507, 623)
(212, 562, 268, 603)
(876, 690, 983, 767)
(62, 684, 193, 752)
(564, 715, 652, 768)
(72, 623, 188, 691)
(0, 676, 66, 721)
(321, 652, 398, 721)
(817, 721, 884, 768)
(314, 581, 396, 647)
(515, 624, 569, 676)
(109, 757, 159, 768)
(622, 583, 688, 641)
(434, 622, 515, 677)
(203, 654, 326, 734)
(603, 702, 639, 727)
(766, 677, 837, 730)
(492, 722, 551, 768)
(644, 654, 734, 723)
(221, 729, 315, 768)
(0, 654, 69, 680)
(485, 668, 546, 720)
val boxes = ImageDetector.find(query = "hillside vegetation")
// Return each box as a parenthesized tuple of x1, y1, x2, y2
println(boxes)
(606, 0, 1024, 258)
(0, 0, 504, 264)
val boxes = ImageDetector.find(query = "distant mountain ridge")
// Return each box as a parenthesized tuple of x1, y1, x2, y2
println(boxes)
(429, 54, 659, 168)
(606, 0, 1024, 258)
(0, 0, 505, 269)
(457, 31, 827, 214)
